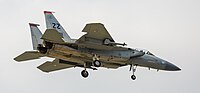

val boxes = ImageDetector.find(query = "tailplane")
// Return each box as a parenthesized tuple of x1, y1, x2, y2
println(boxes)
(14, 51, 44, 62)
(44, 11, 71, 42)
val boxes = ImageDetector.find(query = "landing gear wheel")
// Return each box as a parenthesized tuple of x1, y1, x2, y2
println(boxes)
(93, 60, 101, 67)
(81, 70, 89, 78)
(131, 75, 136, 80)
(130, 64, 137, 80)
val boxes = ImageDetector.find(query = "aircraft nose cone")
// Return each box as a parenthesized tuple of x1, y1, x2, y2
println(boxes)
(164, 62, 181, 71)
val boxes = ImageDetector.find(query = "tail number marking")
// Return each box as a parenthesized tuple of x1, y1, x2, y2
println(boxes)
(52, 23, 61, 29)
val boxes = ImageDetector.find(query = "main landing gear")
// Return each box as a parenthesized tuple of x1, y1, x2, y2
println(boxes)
(81, 54, 102, 78)
(130, 64, 137, 80)
(93, 60, 101, 67)
(92, 54, 101, 67)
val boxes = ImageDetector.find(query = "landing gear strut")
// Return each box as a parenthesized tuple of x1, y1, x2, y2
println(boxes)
(81, 63, 89, 78)
(130, 64, 137, 80)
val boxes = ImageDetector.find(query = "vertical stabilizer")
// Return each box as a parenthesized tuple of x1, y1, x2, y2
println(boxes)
(44, 11, 71, 42)
(29, 23, 43, 50)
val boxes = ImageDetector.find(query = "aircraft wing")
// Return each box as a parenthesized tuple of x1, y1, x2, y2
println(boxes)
(37, 59, 75, 73)
(81, 23, 114, 42)
(41, 29, 65, 43)
(76, 23, 113, 45)
(76, 23, 127, 50)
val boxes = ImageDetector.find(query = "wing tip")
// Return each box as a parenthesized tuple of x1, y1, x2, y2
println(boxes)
(44, 11, 55, 14)
(37, 66, 50, 73)
(13, 57, 20, 62)
(86, 23, 104, 25)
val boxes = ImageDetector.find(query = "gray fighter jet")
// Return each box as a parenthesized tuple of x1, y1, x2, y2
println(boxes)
(14, 11, 181, 80)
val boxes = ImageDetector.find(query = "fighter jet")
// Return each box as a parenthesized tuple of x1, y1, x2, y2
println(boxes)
(14, 11, 181, 80)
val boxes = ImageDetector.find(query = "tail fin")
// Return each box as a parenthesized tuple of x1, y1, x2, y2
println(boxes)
(29, 23, 43, 50)
(44, 11, 71, 42)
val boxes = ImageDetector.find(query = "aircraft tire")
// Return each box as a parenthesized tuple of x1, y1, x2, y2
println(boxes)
(81, 70, 89, 78)
(131, 75, 136, 80)
(93, 60, 101, 67)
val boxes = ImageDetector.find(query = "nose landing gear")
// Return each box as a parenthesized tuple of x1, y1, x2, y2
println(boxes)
(81, 70, 89, 78)
(131, 75, 136, 80)
(130, 64, 137, 80)
(81, 63, 89, 78)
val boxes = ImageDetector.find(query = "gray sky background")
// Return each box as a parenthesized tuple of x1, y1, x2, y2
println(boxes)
(0, 0, 199, 93)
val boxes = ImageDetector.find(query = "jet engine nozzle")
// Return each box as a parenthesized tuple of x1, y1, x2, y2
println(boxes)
(37, 44, 48, 54)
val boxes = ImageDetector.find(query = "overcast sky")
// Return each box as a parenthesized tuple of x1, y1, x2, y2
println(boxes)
(0, 0, 199, 93)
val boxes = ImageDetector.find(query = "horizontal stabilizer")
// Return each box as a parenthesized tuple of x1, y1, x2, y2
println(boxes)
(14, 51, 43, 62)
(41, 29, 64, 43)
(37, 59, 74, 72)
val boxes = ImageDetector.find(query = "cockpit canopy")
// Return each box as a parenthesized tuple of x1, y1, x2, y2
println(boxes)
(134, 48, 155, 56)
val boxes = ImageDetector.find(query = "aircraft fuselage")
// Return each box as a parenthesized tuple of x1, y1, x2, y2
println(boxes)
(45, 43, 180, 71)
